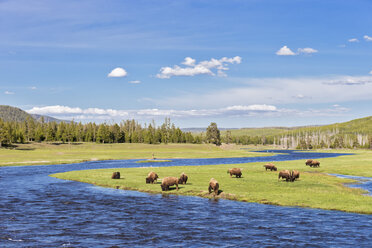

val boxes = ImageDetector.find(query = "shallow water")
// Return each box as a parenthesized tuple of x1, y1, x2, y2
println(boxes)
(1, 150, 372, 247)
(331, 174, 372, 195)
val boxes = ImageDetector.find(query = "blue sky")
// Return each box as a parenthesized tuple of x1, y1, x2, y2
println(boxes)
(1, 0, 372, 127)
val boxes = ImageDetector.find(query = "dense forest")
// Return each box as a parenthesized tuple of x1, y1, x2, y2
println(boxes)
(0, 117, 204, 147)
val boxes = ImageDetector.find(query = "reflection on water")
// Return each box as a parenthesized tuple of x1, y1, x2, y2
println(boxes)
(1, 150, 372, 247)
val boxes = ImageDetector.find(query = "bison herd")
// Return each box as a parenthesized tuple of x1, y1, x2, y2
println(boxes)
(110, 159, 321, 196)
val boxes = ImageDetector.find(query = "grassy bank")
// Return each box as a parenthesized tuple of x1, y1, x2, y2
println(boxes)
(51, 151, 372, 214)
(0, 142, 272, 167)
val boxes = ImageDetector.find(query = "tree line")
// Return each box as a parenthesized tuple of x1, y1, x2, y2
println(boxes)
(0, 118, 226, 147)
(224, 128, 372, 149)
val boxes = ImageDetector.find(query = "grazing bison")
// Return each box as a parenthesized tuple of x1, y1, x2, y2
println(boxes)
(290, 170, 300, 181)
(227, 168, 242, 178)
(161, 177, 179, 191)
(178, 172, 188, 184)
(263, 163, 277, 171)
(146, 171, 159, 184)
(208, 178, 219, 195)
(310, 160, 320, 167)
(305, 159, 313, 166)
(111, 172, 120, 179)
(278, 170, 291, 181)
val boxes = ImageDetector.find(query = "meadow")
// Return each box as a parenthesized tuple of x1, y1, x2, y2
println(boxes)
(0, 142, 272, 166)
(51, 149, 372, 214)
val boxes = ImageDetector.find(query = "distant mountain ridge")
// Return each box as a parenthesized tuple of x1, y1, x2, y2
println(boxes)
(0, 105, 65, 123)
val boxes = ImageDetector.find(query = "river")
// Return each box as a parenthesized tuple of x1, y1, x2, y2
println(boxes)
(1, 150, 372, 247)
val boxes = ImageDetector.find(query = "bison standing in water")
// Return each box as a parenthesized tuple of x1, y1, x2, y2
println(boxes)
(178, 172, 188, 184)
(161, 177, 179, 191)
(146, 171, 159, 184)
(263, 163, 277, 171)
(278, 170, 291, 181)
(208, 178, 219, 195)
(111, 172, 120, 179)
(227, 168, 242, 178)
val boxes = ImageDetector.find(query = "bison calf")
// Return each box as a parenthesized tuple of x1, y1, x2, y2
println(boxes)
(146, 171, 159, 184)
(178, 172, 188, 184)
(208, 178, 219, 195)
(161, 177, 179, 191)
(227, 168, 242, 178)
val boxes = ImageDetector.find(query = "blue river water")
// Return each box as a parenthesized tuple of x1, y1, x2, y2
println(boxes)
(1, 150, 372, 247)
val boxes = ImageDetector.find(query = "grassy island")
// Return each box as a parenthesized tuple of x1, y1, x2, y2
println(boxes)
(51, 151, 372, 214)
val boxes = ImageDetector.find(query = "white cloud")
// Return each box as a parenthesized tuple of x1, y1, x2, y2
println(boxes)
(277, 46, 318, 56)
(364, 35, 372, 41)
(156, 56, 242, 79)
(276, 46, 296, 56)
(27, 104, 278, 121)
(108, 67, 127, 78)
(224, 105, 277, 111)
(30, 86, 37, 90)
(4, 91, 14, 95)
(182, 57, 196, 66)
(369, 70, 372, 75)
(297, 47, 318, 54)
(348, 38, 359, 43)
(26, 103, 352, 123)
(129, 80, 141, 84)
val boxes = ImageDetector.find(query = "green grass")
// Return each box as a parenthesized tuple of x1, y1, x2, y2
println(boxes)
(0, 142, 271, 167)
(51, 150, 372, 214)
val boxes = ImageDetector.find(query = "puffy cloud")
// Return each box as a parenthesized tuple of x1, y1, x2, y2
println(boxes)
(297, 47, 318, 54)
(182, 57, 196, 66)
(348, 38, 359, 43)
(27, 104, 278, 121)
(276, 46, 318, 56)
(276, 46, 296, 56)
(26, 103, 352, 123)
(364, 35, 372, 41)
(4, 91, 14, 95)
(129, 80, 141, 84)
(30, 86, 37, 90)
(108, 67, 127, 78)
(156, 56, 242, 79)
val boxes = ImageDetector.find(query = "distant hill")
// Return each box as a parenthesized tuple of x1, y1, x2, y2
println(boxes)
(0, 105, 65, 123)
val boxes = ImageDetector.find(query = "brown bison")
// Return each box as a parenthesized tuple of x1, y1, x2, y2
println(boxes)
(305, 159, 313, 166)
(111, 172, 120, 179)
(263, 163, 277, 171)
(161, 177, 179, 191)
(146, 171, 159, 184)
(310, 160, 320, 167)
(208, 178, 219, 195)
(278, 170, 291, 181)
(178, 172, 188, 184)
(290, 170, 300, 181)
(227, 168, 242, 178)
